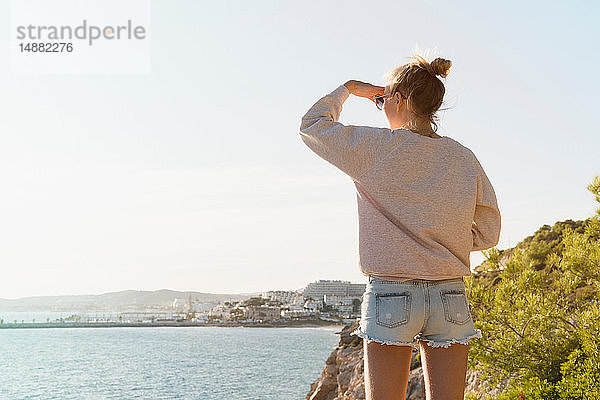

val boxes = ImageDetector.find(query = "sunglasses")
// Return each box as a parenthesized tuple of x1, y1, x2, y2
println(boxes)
(373, 92, 407, 110)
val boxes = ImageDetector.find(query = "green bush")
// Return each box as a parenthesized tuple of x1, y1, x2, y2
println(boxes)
(466, 176, 600, 399)
(555, 301, 600, 399)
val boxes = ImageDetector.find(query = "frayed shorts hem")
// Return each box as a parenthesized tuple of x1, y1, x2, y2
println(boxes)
(351, 326, 483, 350)
(351, 326, 419, 350)
(418, 329, 483, 348)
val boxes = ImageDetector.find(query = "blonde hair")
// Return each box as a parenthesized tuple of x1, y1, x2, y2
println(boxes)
(383, 52, 452, 134)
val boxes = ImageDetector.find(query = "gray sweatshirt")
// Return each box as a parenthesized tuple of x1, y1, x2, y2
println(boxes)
(299, 84, 501, 281)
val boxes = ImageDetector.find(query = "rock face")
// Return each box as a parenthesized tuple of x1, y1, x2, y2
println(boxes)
(306, 321, 504, 400)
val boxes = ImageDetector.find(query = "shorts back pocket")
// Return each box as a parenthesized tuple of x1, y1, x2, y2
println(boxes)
(440, 289, 471, 325)
(375, 292, 411, 328)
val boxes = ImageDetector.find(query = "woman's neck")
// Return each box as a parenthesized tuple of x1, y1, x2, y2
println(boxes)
(394, 119, 440, 138)
(403, 126, 442, 139)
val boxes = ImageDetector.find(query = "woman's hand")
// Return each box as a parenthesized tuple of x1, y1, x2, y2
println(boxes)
(344, 80, 385, 103)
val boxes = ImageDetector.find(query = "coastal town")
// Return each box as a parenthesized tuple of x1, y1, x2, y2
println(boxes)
(0, 279, 366, 329)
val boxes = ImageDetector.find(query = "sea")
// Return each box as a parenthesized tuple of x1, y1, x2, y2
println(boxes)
(0, 312, 342, 400)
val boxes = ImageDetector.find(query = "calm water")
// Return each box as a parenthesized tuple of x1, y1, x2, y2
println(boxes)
(0, 325, 341, 399)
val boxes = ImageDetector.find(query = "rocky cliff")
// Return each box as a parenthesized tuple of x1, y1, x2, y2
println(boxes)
(306, 321, 505, 400)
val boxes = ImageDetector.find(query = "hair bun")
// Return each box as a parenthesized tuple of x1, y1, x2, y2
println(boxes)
(430, 57, 452, 78)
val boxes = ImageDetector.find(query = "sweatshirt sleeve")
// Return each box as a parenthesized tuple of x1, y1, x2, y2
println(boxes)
(471, 156, 501, 251)
(299, 84, 397, 181)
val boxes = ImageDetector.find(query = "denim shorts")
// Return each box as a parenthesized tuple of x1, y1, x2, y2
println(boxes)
(351, 275, 483, 350)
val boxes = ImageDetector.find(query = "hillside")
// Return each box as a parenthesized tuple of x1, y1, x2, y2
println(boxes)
(0, 289, 261, 312)
(474, 218, 592, 273)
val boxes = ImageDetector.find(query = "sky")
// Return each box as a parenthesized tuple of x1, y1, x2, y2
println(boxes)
(1, 0, 599, 299)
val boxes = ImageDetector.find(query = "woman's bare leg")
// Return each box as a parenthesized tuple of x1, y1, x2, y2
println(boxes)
(418, 340, 469, 400)
(364, 340, 413, 400)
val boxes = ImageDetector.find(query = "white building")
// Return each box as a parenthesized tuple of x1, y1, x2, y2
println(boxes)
(303, 280, 366, 301)
(323, 294, 359, 316)
(262, 290, 300, 304)
(323, 294, 355, 306)
(281, 303, 310, 317)
(303, 299, 321, 312)
(172, 298, 187, 310)
(209, 304, 232, 320)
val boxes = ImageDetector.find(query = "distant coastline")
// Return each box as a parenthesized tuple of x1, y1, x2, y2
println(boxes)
(0, 319, 348, 331)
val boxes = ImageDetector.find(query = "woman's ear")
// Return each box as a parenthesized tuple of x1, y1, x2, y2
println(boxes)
(395, 93, 404, 112)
